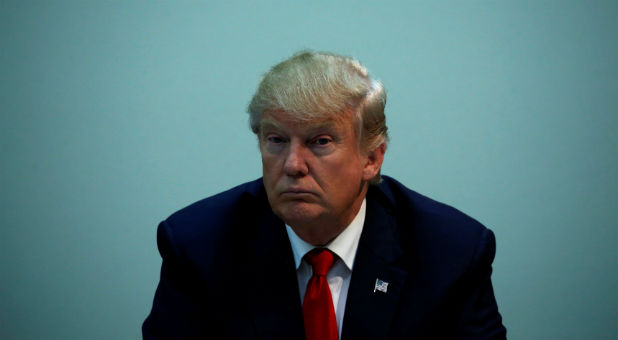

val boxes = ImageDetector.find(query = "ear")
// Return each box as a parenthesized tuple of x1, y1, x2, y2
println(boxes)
(362, 143, 386, 181)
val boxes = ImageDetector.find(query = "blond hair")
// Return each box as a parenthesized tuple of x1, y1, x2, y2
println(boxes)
(247, 50, 388, 183)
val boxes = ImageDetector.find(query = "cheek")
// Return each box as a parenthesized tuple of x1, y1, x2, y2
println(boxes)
(261, 154, 283, 187)
(261, 160, 279, 207)
(319, 161, 364, 193)
(331, 156, 365, 178)
(261, 154, 278, 172)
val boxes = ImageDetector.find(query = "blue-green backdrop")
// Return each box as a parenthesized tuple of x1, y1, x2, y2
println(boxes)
(1, 1, 616, 339)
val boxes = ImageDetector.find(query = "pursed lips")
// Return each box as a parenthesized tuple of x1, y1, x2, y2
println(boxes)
(280, 188, 317, 196)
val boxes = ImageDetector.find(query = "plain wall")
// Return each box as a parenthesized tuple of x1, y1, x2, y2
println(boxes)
(1, 1, 616, 339)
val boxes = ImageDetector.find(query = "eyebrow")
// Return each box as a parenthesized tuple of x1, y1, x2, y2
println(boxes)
(260, 119, 339, 135)
(259, 119, 283, 131)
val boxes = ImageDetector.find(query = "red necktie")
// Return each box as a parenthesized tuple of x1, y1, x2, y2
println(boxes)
(302, 248, 338, 340)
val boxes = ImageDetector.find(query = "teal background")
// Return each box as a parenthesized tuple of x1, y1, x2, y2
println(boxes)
(1, 1, 616, 339)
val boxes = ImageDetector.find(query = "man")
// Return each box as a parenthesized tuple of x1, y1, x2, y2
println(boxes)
(143, 51, 507, 339)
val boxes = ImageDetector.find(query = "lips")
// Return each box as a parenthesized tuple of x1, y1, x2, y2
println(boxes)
(280, 188, 317, 197)
(282, 189, 313, 194)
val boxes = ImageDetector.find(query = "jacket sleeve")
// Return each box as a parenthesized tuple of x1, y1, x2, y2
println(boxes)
(142, 220, 209, 339)
(454, 228, 507, 340)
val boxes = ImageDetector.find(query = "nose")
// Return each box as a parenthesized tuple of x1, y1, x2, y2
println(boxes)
(283, 142, 309, 177)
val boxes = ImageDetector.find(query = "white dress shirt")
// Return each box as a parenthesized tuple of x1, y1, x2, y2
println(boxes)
(285, 199, 366, 338)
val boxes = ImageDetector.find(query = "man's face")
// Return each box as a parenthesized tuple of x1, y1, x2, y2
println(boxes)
(259, 110, 383, 245)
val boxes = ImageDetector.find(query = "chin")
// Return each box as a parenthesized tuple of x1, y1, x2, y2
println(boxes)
(275, 201, 323, 226)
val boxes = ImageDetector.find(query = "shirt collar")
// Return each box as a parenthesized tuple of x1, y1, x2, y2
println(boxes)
(285, 198, 366, 271)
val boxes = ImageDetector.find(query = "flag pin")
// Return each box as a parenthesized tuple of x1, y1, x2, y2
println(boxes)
(374, 278, 389, 293)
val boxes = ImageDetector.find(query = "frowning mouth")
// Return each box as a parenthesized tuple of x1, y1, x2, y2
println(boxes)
(280, 189, 317, 198)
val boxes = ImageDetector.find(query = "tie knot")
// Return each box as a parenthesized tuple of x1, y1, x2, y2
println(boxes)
(304, 248, 335, 276)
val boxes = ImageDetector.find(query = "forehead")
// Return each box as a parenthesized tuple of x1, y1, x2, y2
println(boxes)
(260, 110, 356, 134)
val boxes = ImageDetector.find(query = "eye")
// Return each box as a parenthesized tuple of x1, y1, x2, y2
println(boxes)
(267, 136, 285, 144)
(311, 137, 333, 146)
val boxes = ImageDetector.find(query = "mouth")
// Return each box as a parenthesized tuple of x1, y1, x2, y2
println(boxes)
(280, 188, 317, 198)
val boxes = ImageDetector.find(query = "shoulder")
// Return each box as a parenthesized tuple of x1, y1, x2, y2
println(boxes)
(372, 175, 495, 263)
(166, 178, 266, 226)
(157, 178, 269, 255)
(375, 175, 486, 230)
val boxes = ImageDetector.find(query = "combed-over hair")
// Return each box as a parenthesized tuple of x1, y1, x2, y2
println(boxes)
(247, 50, 388, 183)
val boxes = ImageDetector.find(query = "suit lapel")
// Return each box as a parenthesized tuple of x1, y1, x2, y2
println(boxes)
(247, 198, 305, 339)
(341, 189, 407, 339)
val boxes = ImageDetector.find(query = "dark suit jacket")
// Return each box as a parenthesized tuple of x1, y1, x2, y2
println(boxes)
(142, 176, 506, 339)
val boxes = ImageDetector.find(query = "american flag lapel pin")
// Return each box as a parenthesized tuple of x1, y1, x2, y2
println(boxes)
(374, 278, 389, 293)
